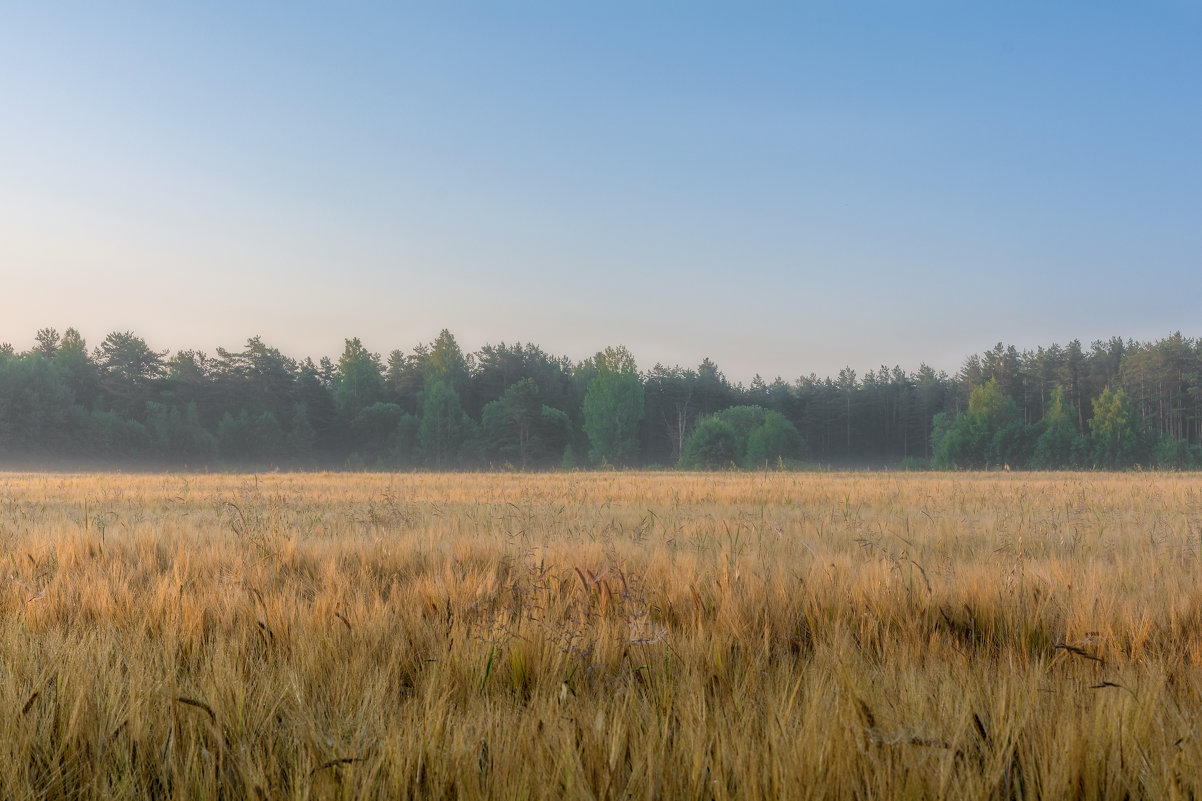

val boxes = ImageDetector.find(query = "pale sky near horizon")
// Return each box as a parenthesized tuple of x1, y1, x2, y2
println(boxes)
(2, 3, 1199, 384)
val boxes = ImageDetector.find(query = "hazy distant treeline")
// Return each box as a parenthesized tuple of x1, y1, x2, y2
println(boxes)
(1, 329, 1200, 470)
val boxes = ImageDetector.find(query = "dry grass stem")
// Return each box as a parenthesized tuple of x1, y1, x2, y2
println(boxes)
(0, 470, 1200, 798)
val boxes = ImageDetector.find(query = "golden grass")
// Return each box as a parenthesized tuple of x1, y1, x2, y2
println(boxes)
(2, 470, 1202, 799)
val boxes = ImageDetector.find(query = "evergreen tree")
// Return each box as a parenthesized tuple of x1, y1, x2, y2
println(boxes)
(95, 331, 166, 420)
(334, 338, 386, 422)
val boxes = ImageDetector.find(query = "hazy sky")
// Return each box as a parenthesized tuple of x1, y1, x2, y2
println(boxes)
(2, 3, 1199, 383)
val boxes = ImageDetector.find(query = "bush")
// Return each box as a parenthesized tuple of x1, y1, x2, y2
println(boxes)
(1152, 436, 1202, 470)
(744, 411, 804, 468)
(680, 418, 739, 469)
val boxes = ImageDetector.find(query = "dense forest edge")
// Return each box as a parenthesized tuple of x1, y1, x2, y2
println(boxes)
(1, 328, 1200, 471)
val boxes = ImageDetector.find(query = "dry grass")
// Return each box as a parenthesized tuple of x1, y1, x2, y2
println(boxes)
(2, 470, 1202, 799)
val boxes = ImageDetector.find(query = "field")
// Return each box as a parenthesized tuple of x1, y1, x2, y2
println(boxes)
(3, 471, 1202, 799)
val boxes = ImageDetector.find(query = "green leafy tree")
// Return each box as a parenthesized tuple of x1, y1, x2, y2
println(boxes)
(582, 346, 644, 466)
(469, 342, 578, 422)
(1031, 386, 1088, 469)
(929, 412, 962, 469)
(394, 413, 422, 465)
(217, 411, 286, 463)
(420, 379, 474, 468)
(505, 379, 541, 465)
(932, 379, 1029, 468)
(350, 402, 407, 464)
(481, 379, 539, 468)
(286, 403, 319, 463)
(481, 379, 572, 469)
(1151, 435, 1202, 470)
(538, 407, 573, 465)
(0, 355, 75, 455)
(295, 360, 338, 456)
(1089, 387, 1141, 468)
(145, 401, 217, 463)
(680, 418, 738, 469)
(54, 328, 100, 409)
(745, 411, 805, 467)
(164, 350, 212, 421)
(713, 405, 767, 465)
(80, 409, 151, 458)
(990, 419, 1037, 468)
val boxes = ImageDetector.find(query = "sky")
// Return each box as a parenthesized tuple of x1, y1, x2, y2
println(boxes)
(1, 3, 1199, 384)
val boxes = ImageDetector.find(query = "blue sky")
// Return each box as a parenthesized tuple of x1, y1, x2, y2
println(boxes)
(2, 3, 1199, 383)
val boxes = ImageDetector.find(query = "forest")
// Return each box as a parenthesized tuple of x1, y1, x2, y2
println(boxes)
(0, 328, 1200, 470)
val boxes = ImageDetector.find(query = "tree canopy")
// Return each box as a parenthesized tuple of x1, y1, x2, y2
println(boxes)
(1, 328, 1201, 470)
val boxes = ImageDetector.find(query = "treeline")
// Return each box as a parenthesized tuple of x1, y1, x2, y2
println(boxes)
(1, 328, 1200, 470)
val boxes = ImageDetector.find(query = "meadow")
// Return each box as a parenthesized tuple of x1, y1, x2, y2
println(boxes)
(3, 470, 1202, 799)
